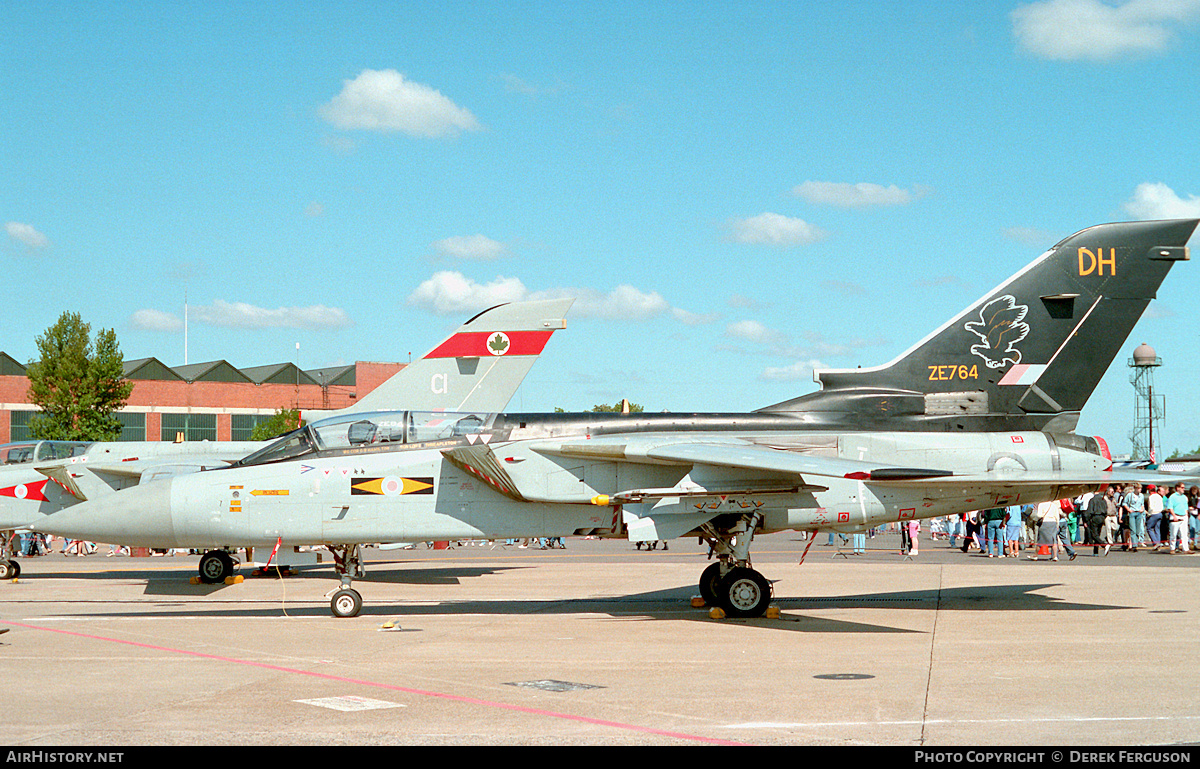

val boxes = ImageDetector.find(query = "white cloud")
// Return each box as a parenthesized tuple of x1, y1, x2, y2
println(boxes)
(724, 317, 888, 382)
(1122, 182, 1200, 219)
(671, 307, 721, 326)
(1012, 0, 1200, 61)
(319, 69, 481, 138)
(407, 271, 676, 321)
(304, 202, 325, 218)
(525, 284, 670, 320)
(1003, 226, 1060, 246)
(5, 222, 49, 251)
(129, 309, 183, 332)
(726, 319, 787, 345)
(407, 271, 528, 315)
(432, 234, 509, 261)
(564, 285, 669, 320)
(190, 300, 352, 330)
(728, 213, 826, 246)
(792, 181, 929, 208)
(760, 359, 827, 382)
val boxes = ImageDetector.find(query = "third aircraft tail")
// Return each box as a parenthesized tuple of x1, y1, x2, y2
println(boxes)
(759, 219, 1197, 432)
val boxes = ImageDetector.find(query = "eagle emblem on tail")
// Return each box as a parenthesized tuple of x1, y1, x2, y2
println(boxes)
(965, 295, 1029, 369)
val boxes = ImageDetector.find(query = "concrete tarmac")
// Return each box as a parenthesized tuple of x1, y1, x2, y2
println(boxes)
(2, 532, 1199, 746)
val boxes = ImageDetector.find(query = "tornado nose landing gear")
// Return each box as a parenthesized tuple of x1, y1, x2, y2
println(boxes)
(331, 587, 363, 618)
(328, 544, 365, 618)
(197, 550, 237, 584)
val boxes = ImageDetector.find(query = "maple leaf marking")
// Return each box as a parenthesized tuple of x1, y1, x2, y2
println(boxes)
(487, 332, 510, 356)
(964, 295, 1030, 369)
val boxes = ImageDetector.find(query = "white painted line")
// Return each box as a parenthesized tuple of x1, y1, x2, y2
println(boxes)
(295, 696, 405, 712)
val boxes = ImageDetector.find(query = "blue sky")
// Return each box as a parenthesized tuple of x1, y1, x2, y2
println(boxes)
(4, 0, 1200, 456)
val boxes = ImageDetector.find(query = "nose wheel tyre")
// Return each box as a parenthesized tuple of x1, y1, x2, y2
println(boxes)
(718, 567, 771, 618)
(0, 559, 19, 580)
(198, 550, 235, 584)
(331, 588, 363, 618)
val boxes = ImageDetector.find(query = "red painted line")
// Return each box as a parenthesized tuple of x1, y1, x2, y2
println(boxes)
(3, 620, 743, 745)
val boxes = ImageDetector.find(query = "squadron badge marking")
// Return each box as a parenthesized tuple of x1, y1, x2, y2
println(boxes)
(965, 295, 1030, 370)
(487, 332, 510, 356)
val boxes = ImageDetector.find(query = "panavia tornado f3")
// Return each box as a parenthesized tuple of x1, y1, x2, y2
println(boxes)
(0, 298, 571, 579)
(35, 220, 1198, 618)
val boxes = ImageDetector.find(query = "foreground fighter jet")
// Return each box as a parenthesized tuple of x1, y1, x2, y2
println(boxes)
(0, 298, 571, 578)
(35, 220, 1197, 618)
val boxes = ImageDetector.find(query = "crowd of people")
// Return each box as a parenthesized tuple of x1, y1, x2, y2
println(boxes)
(940, 481, 1200, 560)
(10, 482, 1199, 562)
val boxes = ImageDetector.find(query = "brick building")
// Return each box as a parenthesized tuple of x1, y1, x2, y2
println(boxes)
(0, 352, 403, 443)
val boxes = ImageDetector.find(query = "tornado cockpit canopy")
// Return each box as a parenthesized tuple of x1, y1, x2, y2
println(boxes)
(232, 410, 496, 467)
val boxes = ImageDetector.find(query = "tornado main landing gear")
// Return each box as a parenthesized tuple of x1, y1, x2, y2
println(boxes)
(0, 532, 19, 580)
(328, 544, 365, 618)
(698, 513, 773, 618)
(719, 566, 772, 618)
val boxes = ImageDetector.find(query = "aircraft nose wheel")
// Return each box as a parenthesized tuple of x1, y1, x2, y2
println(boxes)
(718, 567, 771, 618)
(198, 550, 235, 584)
(0, 559, 19, 580)
(331, 588, 363, 618)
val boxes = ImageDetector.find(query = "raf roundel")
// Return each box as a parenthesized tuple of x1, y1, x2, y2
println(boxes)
(487, 332, 511, 356)
(1, 480, 49, 502)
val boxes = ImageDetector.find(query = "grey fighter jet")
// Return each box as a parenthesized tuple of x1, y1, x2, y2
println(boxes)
(35, 220, 1198, 618)
(0, 298, 571, 578)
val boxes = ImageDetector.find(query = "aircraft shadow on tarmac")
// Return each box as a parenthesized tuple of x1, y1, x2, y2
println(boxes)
(29, 562, 1134, 632)
(16, 562, 527, 597)
(140, 564, 526, 597)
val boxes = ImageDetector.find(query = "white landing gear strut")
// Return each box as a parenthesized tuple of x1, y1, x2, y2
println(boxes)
(328, 544, 365, 618)
(697, 513, 772, 618)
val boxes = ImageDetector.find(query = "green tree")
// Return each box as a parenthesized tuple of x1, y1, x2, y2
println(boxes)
(25, 312, 134, 441)
(250, 408, 304, 441)
(589, 400, 644, 413)
(555, 400, 645, 413)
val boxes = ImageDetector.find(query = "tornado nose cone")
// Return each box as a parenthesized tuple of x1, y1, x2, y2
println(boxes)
(34, 479, 176, 547)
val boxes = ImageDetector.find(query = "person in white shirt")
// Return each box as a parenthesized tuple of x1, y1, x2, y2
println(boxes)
(1029, 500, 1061, 561)
(1147, 485, 1165, 547)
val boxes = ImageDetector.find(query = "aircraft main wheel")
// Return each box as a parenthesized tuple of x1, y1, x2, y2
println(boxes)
(331, 588, 362, 618)
(198, 551, 234, 584)
(698, 562, 723, 606)
(718, 567, 772, 618)
(0, 559, 18, 579)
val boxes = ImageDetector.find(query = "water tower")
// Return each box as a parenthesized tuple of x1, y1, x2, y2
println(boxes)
(1128, 342, 1164, 462)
